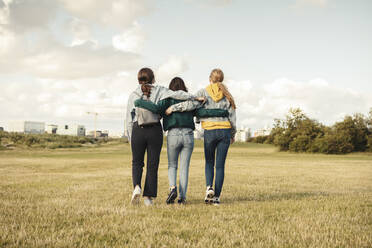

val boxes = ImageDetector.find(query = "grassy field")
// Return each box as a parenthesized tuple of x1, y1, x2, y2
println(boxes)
(0, 141, 371, 247)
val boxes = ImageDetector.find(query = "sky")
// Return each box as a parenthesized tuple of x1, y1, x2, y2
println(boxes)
(0, 0, 371, 135)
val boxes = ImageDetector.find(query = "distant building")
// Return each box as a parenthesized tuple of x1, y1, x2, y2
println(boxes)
(57, 124, 85, 136)
(235, 128, 251, 142)
(46, 124, 58, 134)
(87, 130, 109, 138)
(101, 130, 109, 138)
(8, 121, 45, 134)
(254, 128, 271, 137)
(87, 130, 101, 137)
(0, 127, 3, 132)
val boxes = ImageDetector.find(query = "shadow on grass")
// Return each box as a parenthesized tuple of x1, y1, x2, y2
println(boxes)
(222, 191, 330, 204)
(183, 191, 330, 205)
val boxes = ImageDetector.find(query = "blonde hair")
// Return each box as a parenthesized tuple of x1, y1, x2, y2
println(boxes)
(209, 69, 236, 109)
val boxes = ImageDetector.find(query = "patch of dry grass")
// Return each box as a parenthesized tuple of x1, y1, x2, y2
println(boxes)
(0, 142, 371, 247)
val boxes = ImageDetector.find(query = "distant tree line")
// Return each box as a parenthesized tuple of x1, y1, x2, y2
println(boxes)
(249, 108, 372, 154)
(0, 132, 126, 150)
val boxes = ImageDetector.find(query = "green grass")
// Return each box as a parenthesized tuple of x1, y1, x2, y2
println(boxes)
(0, 142, 371, 247)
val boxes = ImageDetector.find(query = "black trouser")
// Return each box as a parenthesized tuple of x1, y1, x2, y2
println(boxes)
(131, 122, 163, 197)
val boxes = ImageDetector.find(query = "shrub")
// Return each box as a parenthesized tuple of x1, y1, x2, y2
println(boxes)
(25, 135, 40, 147)
(248, 135, 268, 144)
(9, 133, 24, 144)
(289, 135, 311, 152)
(0, 131, 107, 149)
(367, 135, 372, 152)
(311, 133, 353, 154)
(267, 108, 371, 154)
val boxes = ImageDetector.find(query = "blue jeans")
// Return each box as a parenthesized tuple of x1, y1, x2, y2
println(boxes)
(204, 129, 231, 197)
(167, 128, 194, 200)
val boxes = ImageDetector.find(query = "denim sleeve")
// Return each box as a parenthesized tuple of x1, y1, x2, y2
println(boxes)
(125, 92, 139, 142)
(170, 100, 202, 112)
(196, 88, 205, 98)
(228, 106, 237, 138)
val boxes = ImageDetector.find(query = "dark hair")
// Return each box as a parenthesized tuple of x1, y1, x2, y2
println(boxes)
(137, 67, 155, 85)
(169, 77, 188, 92)
(138, 68, 155, 97)
(141, 83, 152, 98)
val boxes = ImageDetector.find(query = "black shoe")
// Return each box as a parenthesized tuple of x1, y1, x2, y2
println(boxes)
(166, 187, 177, 204)
(177, 198, 186, 205)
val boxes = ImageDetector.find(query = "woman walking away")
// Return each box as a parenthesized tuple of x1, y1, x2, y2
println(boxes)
(126, 68, 199, 206)
(135, 77, 228, 204)
(201, 69, 236, 205)
(170, 69, 236, 205)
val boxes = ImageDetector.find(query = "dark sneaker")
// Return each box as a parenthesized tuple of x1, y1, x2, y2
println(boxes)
(177, 198, 186, 205)
(166, 187, 177, 204)
(213, 197, 220, 206)
(204, 186, 214, 204)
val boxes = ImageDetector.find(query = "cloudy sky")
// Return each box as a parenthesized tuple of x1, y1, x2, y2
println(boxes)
(0, 0, 371, 134)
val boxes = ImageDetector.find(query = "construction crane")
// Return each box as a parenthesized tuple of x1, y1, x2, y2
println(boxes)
(86, 112, 98, 138)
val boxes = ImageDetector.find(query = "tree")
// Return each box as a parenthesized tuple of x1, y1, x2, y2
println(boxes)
(265, 108, 371, 154)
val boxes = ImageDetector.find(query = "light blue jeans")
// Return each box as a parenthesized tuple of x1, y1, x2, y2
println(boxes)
(167, 128, 194, 200)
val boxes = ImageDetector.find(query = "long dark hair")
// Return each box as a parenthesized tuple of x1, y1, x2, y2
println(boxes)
(169, 77, 188, 92)
(138, 68, 154, 97)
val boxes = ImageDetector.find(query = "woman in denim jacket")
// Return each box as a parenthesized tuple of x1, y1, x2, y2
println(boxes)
(135, 77, 228, 204)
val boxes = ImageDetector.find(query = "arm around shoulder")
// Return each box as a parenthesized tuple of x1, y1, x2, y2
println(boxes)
(134, 99, 162, 114)
(170, 100, 202, 113)
(196, 108, 229, 118)
(158, 85, 194, 101)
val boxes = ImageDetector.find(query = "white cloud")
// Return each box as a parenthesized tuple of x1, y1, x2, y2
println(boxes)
(156, 56, 189, 84)
(112, 23, 145, 53)
(185, 0, 233, 7)
(0, 0, 154, 132)
(224, 78, 371, 130)
(0, 0, 150, 79)
(0, 73, 140, 132)
(292, 0, 328, 9)
(0, 26, 15, 54)
(59, 0, 152, 29)
(4, 0, 58, 32)
(0, 36, 140, 79)
(0, 0, 10, 24)
(1, 75, 371, 134)
(69, 18, 96, 47)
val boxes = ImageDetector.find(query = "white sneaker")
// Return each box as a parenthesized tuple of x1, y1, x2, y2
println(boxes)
(204, 186, 214, 204)
(131, 185, 141, 205)
(144, 196, 153, 206)
(213, 197, 220, 206)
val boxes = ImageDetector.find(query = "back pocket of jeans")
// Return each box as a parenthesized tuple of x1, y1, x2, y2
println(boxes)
(183, 134, 194, 146)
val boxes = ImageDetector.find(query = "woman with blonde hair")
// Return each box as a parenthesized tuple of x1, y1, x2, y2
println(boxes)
(169, 68, 236, 205)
